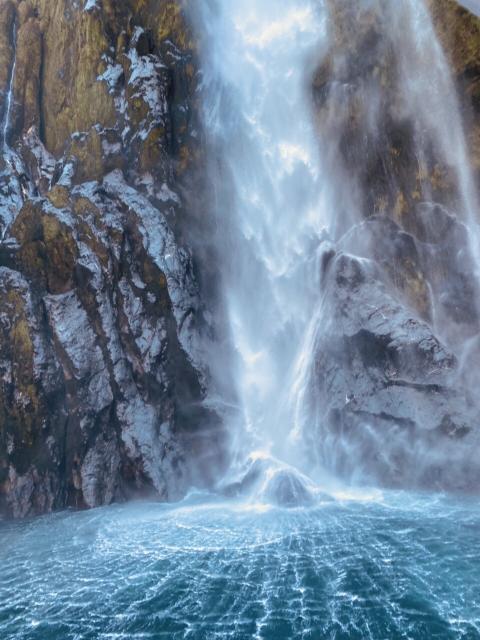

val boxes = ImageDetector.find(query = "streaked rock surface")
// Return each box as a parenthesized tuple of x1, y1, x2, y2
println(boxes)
(0, 0, 224, 518)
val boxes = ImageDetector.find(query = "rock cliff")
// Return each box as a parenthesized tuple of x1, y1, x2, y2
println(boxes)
(0, 0, 224, 518)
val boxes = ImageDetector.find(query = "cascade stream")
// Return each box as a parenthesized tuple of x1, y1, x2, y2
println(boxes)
(0, 18, 27, 240)
(2, 20, 17, 151)
(192, 0, 480, 498)
(1, 1, 480, 638)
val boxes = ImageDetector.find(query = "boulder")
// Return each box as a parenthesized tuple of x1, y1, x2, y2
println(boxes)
(301, 247, 480, 491)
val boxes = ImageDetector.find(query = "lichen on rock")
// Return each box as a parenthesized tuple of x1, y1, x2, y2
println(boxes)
(0, 0, 224, 519)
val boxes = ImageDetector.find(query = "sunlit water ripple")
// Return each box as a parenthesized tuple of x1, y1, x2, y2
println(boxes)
(1, 491, 479, 639)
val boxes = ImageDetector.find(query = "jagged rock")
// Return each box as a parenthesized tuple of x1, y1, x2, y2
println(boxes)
(0, 0, 224, 518)
(80, 436, 120, 509)
(0, 0, 200, 207)
(339, 208, 480, 338)
(308, 3, 480, 491)
(302, 249, 480, 491)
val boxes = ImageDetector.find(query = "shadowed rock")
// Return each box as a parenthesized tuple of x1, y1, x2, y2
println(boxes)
(262, 469, 315, 508)
(0, 0, 225, 519)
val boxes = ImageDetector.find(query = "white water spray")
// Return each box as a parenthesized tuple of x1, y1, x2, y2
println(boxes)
(192, 0, 480, 492)
(194, 0, 329, 473)
(399, 2, 480, 293)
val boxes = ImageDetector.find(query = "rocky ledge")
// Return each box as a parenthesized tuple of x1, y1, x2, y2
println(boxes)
(303, 213, 480, 491)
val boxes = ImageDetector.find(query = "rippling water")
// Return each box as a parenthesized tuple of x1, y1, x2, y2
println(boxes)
(1, 491, 479, 639)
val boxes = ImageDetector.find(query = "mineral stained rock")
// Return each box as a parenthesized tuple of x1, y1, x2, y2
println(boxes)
(0, 0, 224, 519)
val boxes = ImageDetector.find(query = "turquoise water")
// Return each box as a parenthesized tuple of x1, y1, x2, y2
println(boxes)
(1, 491, 479, 639)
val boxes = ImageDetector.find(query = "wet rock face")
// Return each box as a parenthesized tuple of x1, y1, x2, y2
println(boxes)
(304, 246, 480, 491)
(0, 0, 224, 518)
(426, 0, 480, 183)
(338, 207, 480, 338)
(0, 173, 225, 518)
(0, 0, 201, 231)
(305, 1, 480, 491)
(314, 0, 480, 228)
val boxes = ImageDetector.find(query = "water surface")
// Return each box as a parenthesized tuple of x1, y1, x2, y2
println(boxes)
(1, 492, 479, 639)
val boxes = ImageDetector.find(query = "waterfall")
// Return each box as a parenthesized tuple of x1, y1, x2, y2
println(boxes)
(0, 18, 27, 241)
(192, 0, 328, 474)
(191, 0, 480, 492)
(395, 2, 480, 322)
(2, 19, 17, 151)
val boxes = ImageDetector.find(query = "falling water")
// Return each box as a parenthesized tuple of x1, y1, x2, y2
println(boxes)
(288, 0, 480, 485)
(192, 0, 480, 492)
(2, 20, 17, 151)
(390, 2, 480, 311)
(1, 2, 480, 637)
(0, 18, 25, 241)
(193, 0, 329, 480)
